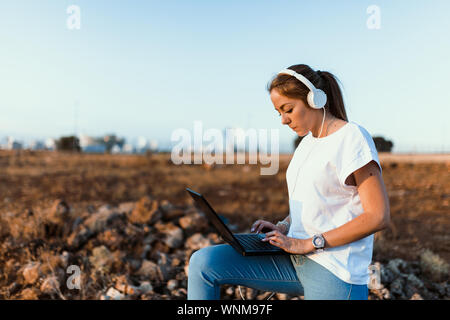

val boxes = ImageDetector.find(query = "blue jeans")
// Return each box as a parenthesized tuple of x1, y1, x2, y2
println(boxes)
(187, 244, 368, 300)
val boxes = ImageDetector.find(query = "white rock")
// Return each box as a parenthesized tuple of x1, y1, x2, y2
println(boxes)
(136, 260, 160, 280)
(105, 287, 124, 300)
(22, 262, 40, 285)
(138, 281, 154, 294)
(167, 279, 178, 291)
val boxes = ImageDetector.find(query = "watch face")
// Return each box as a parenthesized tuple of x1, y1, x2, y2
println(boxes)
(313, 235, 324, 248)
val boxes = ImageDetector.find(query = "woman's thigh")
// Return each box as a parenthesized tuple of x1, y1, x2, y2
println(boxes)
(291, 255, 368, 300)
(189, 244, 304, 295)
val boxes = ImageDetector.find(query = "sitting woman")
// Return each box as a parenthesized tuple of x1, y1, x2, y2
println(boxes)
(187, 64, 390, 300)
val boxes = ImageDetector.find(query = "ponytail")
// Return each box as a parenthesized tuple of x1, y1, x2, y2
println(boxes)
(318, 70, 348, 121)
(267, 64, 348, 121)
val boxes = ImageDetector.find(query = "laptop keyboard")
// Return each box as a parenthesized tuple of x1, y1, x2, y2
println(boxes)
(235, 234, 278, 251)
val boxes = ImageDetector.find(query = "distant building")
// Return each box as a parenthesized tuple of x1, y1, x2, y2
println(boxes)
(79, 135, 95, 149)
(80, 134, 107, 154)
(29, 140, 46, 150)
(79, 134, 128, 154)
(149, 139, 158, 151)
(111, 144, 122, 154)
(83, 144, 107, 153)
(6, 137, 23, 150)
(122, 143, 135, 154)
(45, 138, 56, 150)
(136, 136, 159, 153)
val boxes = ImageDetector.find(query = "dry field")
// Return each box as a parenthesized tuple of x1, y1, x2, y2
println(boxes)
(0, 150, 448, 299)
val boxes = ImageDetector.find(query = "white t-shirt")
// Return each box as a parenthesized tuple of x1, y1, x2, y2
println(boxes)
(286, 121, 381, 285)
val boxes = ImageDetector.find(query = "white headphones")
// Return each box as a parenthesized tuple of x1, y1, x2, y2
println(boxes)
(278, 68, 327, 109)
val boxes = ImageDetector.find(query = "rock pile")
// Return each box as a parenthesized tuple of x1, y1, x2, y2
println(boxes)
(1, 197, 220, 300)
(1, 197, 448, 300)
(369, 259, 449, 300)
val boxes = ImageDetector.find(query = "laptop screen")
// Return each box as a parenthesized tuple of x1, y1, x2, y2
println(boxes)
(186, 188, 237, 245)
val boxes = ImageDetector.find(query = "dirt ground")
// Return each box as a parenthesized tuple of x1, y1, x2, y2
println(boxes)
(0, 150, 449, 265)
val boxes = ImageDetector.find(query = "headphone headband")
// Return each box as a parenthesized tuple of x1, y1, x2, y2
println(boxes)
(277, 68, 327, 109)
(278, 69, 316, 92)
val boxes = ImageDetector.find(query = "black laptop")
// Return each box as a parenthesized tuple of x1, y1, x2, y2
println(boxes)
(186, 188, 288, 256)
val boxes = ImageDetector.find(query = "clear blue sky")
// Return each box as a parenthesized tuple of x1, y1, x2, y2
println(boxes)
(1, 0, 449, 153)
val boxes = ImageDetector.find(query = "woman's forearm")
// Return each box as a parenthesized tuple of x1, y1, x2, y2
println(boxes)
(302, 210, 389, 254)
(264, 210, 389, 255)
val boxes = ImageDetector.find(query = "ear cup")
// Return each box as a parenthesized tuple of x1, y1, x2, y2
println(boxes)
(307, 89, 327, 109)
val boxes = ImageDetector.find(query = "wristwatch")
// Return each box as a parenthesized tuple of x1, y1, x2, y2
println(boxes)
(312, 234, 325, 252)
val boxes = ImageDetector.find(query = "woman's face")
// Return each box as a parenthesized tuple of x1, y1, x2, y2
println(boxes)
(270, 89, 314, 137)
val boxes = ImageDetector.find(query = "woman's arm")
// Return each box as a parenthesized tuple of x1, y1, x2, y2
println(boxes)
(318, 160, 390, 250)
(263, 160, 391, 254)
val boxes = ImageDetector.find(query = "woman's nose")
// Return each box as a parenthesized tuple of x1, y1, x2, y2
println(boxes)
(281, 114, 290, 125)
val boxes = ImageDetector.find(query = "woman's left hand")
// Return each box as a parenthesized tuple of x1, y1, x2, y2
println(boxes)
(261, 230, 312, 255)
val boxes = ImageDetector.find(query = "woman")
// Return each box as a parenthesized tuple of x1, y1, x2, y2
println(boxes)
(187, 64, 390, 300)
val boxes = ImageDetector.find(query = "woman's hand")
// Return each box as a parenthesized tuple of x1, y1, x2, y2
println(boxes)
(261, 230, 313, 255)
(251, 220, 280, 234)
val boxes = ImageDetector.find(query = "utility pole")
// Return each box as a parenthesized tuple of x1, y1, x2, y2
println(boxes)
(74, 99, 79, 152)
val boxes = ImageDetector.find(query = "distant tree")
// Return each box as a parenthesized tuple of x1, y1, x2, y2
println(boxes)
(56, 136, 81, 152)
(372, 136, 394, 152)
(103, 134, 125, 153)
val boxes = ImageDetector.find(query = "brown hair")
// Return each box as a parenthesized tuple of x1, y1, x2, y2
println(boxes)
(267, 64, 348, 121)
